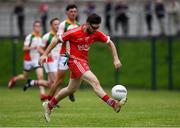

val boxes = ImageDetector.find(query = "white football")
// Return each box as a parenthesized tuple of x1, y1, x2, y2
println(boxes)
(111, 85, 127, 101)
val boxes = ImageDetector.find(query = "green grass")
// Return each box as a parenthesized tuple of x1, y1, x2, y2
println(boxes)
(0, 87, 180, 127)
(0, 37, 180, 89)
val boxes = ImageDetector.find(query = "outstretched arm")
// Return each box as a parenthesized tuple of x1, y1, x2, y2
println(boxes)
(107, 39, 122, 69)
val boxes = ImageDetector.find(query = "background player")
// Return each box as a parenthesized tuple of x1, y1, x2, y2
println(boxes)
(40, 13, 127, 122)
(24, 18, 60, 92)
(24, 4, 80, 102)
(49, 4, 80, 102)
(8, 21, 46, 100)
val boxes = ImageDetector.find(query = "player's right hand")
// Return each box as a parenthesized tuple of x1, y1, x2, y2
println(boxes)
(39, 54, 48, 65)
(114, 58, 121, 69)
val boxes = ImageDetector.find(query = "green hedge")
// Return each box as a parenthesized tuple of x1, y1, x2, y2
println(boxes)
(0, 37, 179, 89)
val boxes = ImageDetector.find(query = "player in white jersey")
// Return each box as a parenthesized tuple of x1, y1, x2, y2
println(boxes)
(41, 18, 60, 79)
(8, 21, 46, 101)
(48, 4, 80, 102)
(23, 4, 80, 102)
(23, 18, 60, 97)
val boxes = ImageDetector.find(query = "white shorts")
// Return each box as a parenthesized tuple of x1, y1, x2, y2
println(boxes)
(24, 60, 41, 71)
(58, 55, 69, 70)
(43, 60, 58, 73)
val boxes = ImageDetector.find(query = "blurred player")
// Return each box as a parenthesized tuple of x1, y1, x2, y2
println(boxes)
(49, 4, 80, 102)
(40, 13, 127, 122)
(23, 18, 60, 93)
(24, 4, 80, 102)
(8, 21, 46, 100)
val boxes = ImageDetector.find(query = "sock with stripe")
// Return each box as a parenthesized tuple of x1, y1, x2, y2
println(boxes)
(102, 94, 116, 108)
(48, 97, 58, 110)
(30, 80, 39, 86)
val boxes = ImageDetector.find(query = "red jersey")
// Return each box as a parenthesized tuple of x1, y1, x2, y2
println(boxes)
(59, 25, 110, 62)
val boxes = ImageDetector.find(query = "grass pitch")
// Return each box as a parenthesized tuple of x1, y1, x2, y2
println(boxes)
(0, 87, 180, 127)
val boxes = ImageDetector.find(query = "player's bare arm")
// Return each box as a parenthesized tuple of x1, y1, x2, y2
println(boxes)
(38, 46, 46, 55)
(39, 36, 61, 65)
(107, 39, 122, 69)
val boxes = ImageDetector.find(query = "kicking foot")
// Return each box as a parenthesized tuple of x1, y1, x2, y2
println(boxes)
(23, 79, 32, 91)
(42, 101, 51, 122)
(69, 93, 75, 102)
(113, 97, 127, 113)
(8, 77, 16, 88)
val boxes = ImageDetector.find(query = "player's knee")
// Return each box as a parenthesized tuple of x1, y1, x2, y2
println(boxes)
(48, 80, 53, 87)
(23, 75, 28, 80)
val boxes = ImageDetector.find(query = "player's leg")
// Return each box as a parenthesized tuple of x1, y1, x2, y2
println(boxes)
(24, 62, 56, 88)
(8, 70, 29, 88)
(42, 78, 81, 122)
(47, 69, 66, 100)
(24, 78, 50, 88)
(49, 55, 75, 102)
(35, 67, 47, 100)
(48, 72, 56, 86)
(8, 61, 31, 88)
(55, 78, 81, 101)
(81, 70, 126, 112)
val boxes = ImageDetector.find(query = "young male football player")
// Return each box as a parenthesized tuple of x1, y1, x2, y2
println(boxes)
(40, 13, 127, 122)
(49, 4, 80, 102)
(24, 18, 60, 92)
(24, 4, 80, 102)
(8, 21, 46, 100)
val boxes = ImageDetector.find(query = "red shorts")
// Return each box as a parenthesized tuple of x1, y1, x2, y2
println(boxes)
(68, 59, 89, 79)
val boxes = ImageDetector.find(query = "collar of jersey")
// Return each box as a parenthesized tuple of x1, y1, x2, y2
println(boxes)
(50, 30, 56, 35)
(32, 32, 41, 37)
(66, 18, 77, 25)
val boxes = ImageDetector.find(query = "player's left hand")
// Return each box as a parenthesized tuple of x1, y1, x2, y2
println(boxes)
(114, 59, 121, 69)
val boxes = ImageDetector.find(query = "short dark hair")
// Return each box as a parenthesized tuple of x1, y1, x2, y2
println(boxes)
(33, 20, 41, 26)
(50, 17, 59, 25)
(86, 13, 101, 24)
(66, 4, 78, 11)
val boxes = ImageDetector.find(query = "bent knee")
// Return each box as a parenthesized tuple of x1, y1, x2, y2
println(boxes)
(23, 75, 28, 80)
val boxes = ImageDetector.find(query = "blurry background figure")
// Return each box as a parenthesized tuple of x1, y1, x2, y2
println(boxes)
(84, 1, 96, 16)
(155, 0, 166, 36)
(168, 0, 180, 35)
(13, 0, 25, 37)
(39, 3, 48, 34)
(114, 0, 129, 36)
(144, 0, 153, 35)
(104, 0, 112, 34)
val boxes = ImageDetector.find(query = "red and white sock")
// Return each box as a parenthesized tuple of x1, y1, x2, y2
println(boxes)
(47, 95, 53, 101)
(48, 97, 58, 110)
(30, 80, 39, 86)
(102, 94, 116, 108)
